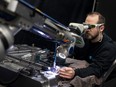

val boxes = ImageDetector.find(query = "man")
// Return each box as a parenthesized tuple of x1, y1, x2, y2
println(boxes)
(58, 12, 116, 87)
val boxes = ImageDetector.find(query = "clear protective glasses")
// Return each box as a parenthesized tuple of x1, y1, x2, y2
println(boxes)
(83, 23, 104, 29)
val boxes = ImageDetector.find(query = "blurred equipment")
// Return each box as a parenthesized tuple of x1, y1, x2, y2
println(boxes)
(0, 0, 89, 87)
(0, 44, 58, 87)
(0, 0, 88, 61)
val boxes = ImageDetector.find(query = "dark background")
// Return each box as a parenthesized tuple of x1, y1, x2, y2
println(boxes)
(96, 0, 116, 42)
(23, 0, 94, 25)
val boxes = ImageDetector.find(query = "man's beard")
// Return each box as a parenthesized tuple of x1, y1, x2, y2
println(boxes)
(84, 32, 99, 41)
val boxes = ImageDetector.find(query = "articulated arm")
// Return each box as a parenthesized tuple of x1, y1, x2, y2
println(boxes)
(0, 0, 89, 61)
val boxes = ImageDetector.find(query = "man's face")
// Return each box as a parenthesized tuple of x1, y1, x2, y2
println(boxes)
(84, 15, 101, 40)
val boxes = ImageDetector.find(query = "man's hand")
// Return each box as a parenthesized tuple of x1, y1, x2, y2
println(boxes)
(58, 67, 75, 79)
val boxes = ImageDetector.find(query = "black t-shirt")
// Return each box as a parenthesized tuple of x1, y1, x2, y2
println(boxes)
(73, 33, 116, 78)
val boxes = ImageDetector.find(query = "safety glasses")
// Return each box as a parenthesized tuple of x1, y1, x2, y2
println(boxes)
(83, 23, 104, 29)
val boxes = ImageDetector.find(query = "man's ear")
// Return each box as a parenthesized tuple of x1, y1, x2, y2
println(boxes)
(100, 25, 105, 32)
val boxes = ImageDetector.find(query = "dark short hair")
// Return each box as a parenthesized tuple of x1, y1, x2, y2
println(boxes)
(87, 12, 105, 24)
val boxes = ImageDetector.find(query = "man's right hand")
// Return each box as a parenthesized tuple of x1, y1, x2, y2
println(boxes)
(58, 67, 75, 79)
